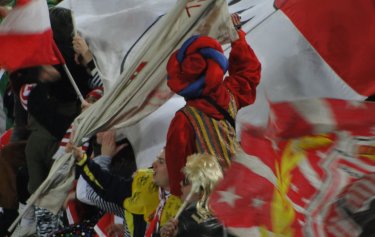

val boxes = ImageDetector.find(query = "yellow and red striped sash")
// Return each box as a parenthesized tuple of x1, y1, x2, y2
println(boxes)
(181, 94, 239, 167)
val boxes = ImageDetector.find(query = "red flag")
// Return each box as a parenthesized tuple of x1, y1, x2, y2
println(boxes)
(0, 128, 12, 149)
(210, 98, 375, 237)
(0, 0, 61, 71)
(236, 0, 375, 131)
(66, 199, 81, 225)
(94, 213, 115, 237)
(274, 0, 375, 96)
(209, 148, 276, 230)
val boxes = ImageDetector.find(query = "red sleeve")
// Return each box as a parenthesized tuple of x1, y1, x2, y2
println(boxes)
(224, 30, 261, 109)
(165, 111, 196, 196)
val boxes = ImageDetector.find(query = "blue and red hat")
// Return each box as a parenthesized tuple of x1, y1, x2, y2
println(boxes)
(167, 35, 228, 99)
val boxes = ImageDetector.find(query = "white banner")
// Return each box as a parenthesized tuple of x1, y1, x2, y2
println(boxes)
(58, 0, 176, 89)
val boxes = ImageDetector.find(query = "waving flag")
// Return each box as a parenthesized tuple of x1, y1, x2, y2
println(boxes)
(210, 98, 375, 237)
(228, 0, 375, 128)
(57, 0, 176, 88)
(233, 0, 375, 98)
(0, 0, 61, 71)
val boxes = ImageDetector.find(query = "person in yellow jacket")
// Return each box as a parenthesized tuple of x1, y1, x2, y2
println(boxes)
(74, 131, 181, 237)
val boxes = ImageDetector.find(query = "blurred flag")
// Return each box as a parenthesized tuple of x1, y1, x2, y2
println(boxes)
(229, 0, 375, 128)
(210, 98, 375, 237)
(94, 213, 113, 237)
(0, 0, 61, 71)
(66, 199, 80, 225)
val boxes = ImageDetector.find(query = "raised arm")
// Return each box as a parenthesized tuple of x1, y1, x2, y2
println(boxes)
(224, 26, 261, 109)
(74, 131, 131, 207)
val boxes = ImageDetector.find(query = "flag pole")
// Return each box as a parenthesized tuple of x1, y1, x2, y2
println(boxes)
(63, 64, 85, 103)
(174, 184, 199, 219)
(8, 190, 39, 232)
(52, 41, 85, 103)
(63, 10, 85, 103)
(71, 11, 78, 37)
(174, 191, 193, 219)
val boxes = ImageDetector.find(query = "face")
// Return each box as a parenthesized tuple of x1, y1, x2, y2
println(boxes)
(152, 149, 169, 189)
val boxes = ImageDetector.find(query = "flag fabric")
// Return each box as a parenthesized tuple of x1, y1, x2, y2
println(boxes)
(66, 199, 80, 225)
(274, 0, 375, 96)
(210, 98, 375, 237)
(94, 213, 124, 237)
(0, 0, 61, 71)
(228, 0, 375, 128)
(94, 213, 117, 237)
(118, 95, 185, 168)
(57, 0, 177, 88)
(0, 128, 12, 149)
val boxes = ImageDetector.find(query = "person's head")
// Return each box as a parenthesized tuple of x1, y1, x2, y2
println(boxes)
(110, 138, 136, 180)
(182, 153, 223, 217)
(49, 7, 77, 67)
(49, 7, 73, 46)
(152, 149, 169, 190)
(166, 35, 228, 100)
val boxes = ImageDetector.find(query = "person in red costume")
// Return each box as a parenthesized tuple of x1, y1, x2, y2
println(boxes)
(165, 14, 262, 196)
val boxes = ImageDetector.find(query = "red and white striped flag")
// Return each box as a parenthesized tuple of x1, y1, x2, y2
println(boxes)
(210, 98, 375, 237)
(0, 0, 62, 71)
(52, 125, 89, 160)
(271, 0, 375, 97)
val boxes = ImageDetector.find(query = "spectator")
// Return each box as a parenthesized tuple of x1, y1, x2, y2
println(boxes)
(165, 13, 261, 196)
(74, 137, 181, 237)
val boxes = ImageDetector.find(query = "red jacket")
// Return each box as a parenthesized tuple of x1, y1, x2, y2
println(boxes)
(166, 31, 262, 196)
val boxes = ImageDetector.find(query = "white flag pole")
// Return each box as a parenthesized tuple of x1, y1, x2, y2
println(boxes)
(55, 11, 84, 103)
(71, 11, 78, 36)
(63, 64, 85, 103)
(174, 183, 199, 219)
(66, 11, 85, 103)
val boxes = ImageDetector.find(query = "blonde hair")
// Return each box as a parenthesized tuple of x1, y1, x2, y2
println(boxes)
(183, 153, 223, 218)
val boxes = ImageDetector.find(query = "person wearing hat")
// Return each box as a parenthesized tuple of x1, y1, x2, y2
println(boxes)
(165, 14, 261, 196)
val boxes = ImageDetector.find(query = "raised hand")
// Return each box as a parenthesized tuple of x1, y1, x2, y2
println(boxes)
(231, 13, 242, 30)
(73, 34, 93, 65)
(160, 218, 178, 237)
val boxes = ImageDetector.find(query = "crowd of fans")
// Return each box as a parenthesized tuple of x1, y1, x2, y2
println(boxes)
(0, 1, 261, 237)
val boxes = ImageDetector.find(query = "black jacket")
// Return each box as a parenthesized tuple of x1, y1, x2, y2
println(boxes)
(176, 203, 235, 237)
